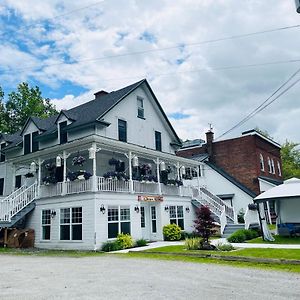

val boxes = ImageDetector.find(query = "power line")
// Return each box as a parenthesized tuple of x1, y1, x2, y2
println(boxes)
(1, 24, 300, 74)
(215, 66, 300, 140)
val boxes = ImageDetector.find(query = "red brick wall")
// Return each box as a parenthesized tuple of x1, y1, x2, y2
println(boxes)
(177, 135, 282, 195)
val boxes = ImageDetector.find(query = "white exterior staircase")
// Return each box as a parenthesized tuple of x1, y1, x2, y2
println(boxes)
(0, 183, 37, 228)
(191, 186, 237, 235)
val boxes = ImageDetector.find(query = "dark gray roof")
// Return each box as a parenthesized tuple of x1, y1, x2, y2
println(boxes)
(181, 138, 205, 149)
(205, 161, 257, 198)
(258, 176, 283, 186)
(1, 79, 181, 149)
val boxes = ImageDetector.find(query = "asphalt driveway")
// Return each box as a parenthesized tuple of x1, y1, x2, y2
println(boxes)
(0, 255, 299, 300)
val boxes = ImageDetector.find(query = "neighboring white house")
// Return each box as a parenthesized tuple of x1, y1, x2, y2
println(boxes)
(255, 178, 300, 236)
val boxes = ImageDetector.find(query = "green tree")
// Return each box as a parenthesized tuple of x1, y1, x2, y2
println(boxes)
(1, 82, 57, 134)
(281, 141, 300, 179)
(0, 87, 7, 133)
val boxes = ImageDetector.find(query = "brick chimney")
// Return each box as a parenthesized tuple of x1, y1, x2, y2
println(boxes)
(94, 90, 108, 100)
(205, 130, 214, 158)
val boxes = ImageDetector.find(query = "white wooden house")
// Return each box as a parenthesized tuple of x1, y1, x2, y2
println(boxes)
(0, 79, 238, 249)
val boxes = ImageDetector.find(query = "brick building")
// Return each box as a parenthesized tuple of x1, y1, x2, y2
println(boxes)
(177, 129, 283, 196)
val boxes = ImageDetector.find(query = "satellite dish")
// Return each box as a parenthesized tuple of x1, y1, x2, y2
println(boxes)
(296, 0, 300, 13)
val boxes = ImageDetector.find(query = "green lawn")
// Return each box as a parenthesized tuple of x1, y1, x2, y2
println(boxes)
(0, 248, 105, 257)
(122, 251, 300, 273)
(142, 245, 300, 260)
(248, 235, 300, 244)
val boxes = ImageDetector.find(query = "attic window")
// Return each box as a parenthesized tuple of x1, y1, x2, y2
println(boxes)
(137, 97, 144, 119)
(0, 143, 5, 162)
(59, 121, 68, 144)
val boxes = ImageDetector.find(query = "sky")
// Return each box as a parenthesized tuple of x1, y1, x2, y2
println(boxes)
(0, 0, 299, 144)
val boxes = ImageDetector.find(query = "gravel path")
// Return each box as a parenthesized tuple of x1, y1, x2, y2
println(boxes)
(0, 255, 299, 300)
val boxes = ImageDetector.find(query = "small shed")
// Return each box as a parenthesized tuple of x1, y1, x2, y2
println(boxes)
(254, 178, 300, 236)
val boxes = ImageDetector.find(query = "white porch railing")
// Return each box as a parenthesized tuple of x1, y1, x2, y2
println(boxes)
(180, 186, 193, 197)
(66, 179, 92, 194)
(97, 177, 130, 193)
(161, 184, 180, 196)
(40, 182, 63, 198)
(133, 180, 159, 194)
(0, 183, 37, 222)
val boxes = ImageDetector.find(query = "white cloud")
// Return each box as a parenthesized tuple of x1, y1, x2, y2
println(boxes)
(0, 0, 300, 144)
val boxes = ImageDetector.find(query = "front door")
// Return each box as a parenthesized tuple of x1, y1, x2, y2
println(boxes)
(140, 204, 158, 241)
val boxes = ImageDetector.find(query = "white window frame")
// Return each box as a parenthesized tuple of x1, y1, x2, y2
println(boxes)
(59, 207, 82, 241)
(108, 205, 131, 239)
(41, 209, 51, 241)
(137, 96, 144, 119)
(277, 161, 282, 176)
(151, 206, 157, 233)
(169, 205, 184, 230)
(259, 153, 264, 171)
(271, 159, 275, 174)
(267, 157, 272, 173)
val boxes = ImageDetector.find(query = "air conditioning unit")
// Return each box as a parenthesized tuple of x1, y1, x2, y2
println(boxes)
(296, 0, 300, 13)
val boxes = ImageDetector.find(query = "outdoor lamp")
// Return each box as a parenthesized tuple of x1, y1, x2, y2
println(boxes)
(89, 147, 96, 159)
(186, 207, 190, 213)
(56, 155, 62, 167)
(134, 205, 140, 213)
(296, 0, 300, 13)
(164, 205, 169, 211)
(132, 156, 139, 167)
(100, 204, 106, 214)
(180, 166, 186, 176)
(30, 161, 36, 173)
(160, 161, 166, 171)
(51, 210, 56, 218)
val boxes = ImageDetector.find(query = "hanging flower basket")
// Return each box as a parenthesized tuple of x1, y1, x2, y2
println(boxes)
(72, 155, 86, 166)
(42, 176, 58, 185)
(25, 172, 34, 178)
(44, 162, 55, 171)
(108, 158, 119, 165)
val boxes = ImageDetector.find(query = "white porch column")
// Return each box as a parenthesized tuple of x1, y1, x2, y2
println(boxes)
(156, 158, 162, 195)
(37, 158, 42, 198)
(128, 151, 134, 194)
(92, 142, 97, 192)
(176, 162, 183, 197)
(62, 150, 67, 195)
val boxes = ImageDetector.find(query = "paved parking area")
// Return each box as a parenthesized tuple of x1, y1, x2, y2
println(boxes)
(0, 254, 299, 300)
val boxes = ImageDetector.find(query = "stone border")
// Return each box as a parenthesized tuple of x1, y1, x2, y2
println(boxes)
(131, 251, 300, 265)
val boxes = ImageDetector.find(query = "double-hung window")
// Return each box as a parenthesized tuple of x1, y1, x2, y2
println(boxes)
(267, 157, 272, 173)
(42, 210, 51, 240)
(60, 207, 82, 241)
(271, 159, 275, 174)
(277, 161, 282, 176)
(108, 206, 130, 238)
(118, 119, 127, 142)
(259, 154, 264, 171)
(59, 121, 68, 144)
(155, 131, 162, 151)
(24, 134, 31, 155)
(137, 97, 144, 118)
(169, 205, 184, 230)
(0, 143, 5, 162)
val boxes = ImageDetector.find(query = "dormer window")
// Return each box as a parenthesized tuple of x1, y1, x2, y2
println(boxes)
(259, 154, 264, 171)
(0, 143, 5, 162)
(137, 97, 144, 119)
(24, 131, 39, 154)
(24, 134, 31, 155)
(59, 121, 68, 144)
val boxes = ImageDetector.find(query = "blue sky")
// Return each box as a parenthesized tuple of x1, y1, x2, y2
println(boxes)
(0, 1, 300, 142)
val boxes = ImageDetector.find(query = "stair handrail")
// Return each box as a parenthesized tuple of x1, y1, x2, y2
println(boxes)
(192, 186, 235, 222)
(0, 183, 37, 222)
(2, 185, 27, 202)
(220, 206, 227, 234)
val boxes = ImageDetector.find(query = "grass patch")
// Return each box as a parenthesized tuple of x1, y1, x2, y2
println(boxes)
(268, 224, 276, 231)
(142, 245, 300, 260)
(121, 252, 300, 273)
(248, 235, 300, 244)
(0, 247, 104, 257)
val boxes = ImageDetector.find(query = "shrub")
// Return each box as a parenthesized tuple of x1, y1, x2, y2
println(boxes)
(101, 241, 122, 252)
(243, 229, 258, 240)
(215, 242, 234, 251)
(135, 239, 147, 247)
(185, 237, 203, 250)
(117, 233, 134, 249)
(227, 230, 247, 243)
(194, 206, 216, 243)
(180, 231, 198, 240)
(227, 229, 259, 243)
(163, 224, 182, 241)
